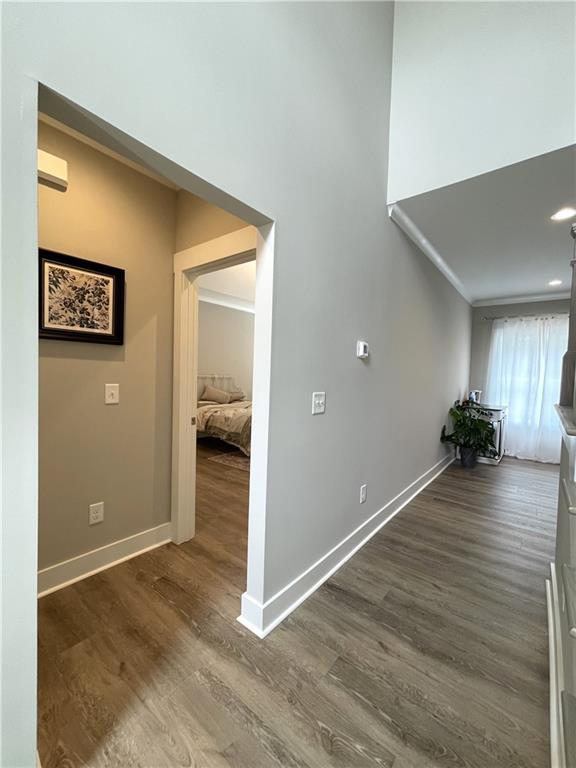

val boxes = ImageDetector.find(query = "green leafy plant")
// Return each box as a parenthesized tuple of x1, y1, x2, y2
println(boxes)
(441, 400, 498, 465)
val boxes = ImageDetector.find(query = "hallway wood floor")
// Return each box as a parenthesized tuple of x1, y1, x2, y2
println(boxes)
(38, 449, 557, 768)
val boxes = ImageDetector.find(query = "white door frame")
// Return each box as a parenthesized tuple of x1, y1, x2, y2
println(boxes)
(171, 225, 268, 547)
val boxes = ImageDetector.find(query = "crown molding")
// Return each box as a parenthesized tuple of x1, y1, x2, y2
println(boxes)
(388, 203, 472, 304)
(198, 287, 255, 314)
(389, 203, 572, 310)
(472, 292, 571, 307)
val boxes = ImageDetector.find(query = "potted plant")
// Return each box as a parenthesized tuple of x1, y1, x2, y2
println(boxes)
(441, 399, 498, 468)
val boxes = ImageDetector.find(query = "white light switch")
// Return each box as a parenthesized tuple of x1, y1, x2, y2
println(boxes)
(105, 384, 119, 405)
(312, 391, 326, 415)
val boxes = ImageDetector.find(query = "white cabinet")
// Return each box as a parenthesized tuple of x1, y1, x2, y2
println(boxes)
(548, 406, 576, 767)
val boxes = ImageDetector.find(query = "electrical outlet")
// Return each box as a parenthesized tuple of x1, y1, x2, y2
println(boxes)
(312, 391, 326, 415)
(360, 484, 367, 504)
(89, 502, 104, 525)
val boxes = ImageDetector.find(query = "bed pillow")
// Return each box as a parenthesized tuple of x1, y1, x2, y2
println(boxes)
(201, 385, 231, 404)
(197, 400, 218, 408)
(228, 389, 246, 402)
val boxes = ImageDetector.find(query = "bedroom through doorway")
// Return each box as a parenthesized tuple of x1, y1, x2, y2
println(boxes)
(172, 224, 263, 623)
(194, 259, 256, 614)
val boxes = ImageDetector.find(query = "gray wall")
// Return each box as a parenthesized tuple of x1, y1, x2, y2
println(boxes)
(2, 5, 471, 761)
(198, 302, 254, 399)
(470, 299, 570, 395)
(38, 121, 177, 569)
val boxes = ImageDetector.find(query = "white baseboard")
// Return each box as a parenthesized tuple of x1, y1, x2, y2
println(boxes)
(38, 522, 172, 597)
(238, 454, 454, 638)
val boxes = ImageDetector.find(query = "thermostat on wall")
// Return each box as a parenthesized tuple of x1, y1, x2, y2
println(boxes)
(356, 340, 369, 359)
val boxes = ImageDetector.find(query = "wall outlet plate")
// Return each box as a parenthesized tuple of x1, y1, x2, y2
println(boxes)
(89, 502, 104, 525)
(312, 391, 326, 415)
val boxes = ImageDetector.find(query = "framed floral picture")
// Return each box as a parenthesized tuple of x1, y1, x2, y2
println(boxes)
(39, 249, 125, 344)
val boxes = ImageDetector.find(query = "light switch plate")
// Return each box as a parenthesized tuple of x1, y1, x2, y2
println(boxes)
(312, 391, 326, 415)
(105, 383, 119, 405)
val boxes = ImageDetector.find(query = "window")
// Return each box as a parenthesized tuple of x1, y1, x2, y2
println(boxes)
(485, 314, 568, 463)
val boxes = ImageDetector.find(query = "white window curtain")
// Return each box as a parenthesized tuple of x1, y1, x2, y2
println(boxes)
(485, 314, 568, 463)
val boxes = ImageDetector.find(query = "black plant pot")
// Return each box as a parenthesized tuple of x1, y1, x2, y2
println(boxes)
(460, 446, 477, 469)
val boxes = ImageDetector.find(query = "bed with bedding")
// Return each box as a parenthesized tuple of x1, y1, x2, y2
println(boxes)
(196, 375, 252, 456)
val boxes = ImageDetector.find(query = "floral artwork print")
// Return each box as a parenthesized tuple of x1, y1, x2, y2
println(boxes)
(39, 250, 124, 345)
(45, 263, 113, 333)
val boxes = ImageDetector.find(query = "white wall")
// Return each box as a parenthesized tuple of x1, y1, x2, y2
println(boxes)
(198, 302, 255, 399)
(388, 2, 576, 203)
(1, 5, 471, 763)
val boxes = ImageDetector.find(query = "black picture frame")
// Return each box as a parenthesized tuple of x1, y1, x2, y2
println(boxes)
(39, 249, 125, 345)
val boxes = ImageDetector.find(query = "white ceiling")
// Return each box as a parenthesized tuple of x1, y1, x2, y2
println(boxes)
(197, 261, 256, 311)
(399, 144, 576, 304)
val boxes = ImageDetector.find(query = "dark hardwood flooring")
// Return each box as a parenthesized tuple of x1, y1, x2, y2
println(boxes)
(38, 450, 557, 768)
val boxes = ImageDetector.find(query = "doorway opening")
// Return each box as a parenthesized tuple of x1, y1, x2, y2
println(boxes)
(35, 83, 274, 766)
(35, 87, 273, 603)
(174, 248, 257, 617)
(171, 228, 257, 544)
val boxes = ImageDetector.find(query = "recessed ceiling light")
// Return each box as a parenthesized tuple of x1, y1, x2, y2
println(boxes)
(550, 207, 576, 221)
(548, 279, 563, 286)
